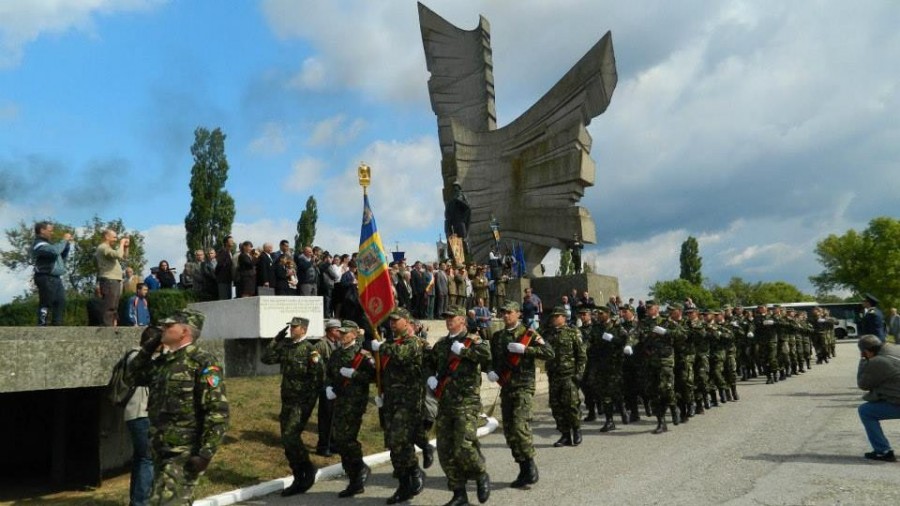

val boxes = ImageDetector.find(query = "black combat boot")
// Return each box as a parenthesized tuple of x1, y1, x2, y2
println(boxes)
(652, 415, 668, 434)
(338, 463, 367, 498)
(553, 431, 572, 447)
(386, 473, 413, 504)
(741, 367, 749, 381)
(525, 458, 539, 484)
(669, 405, 680, 426)
(806, 358, 811, 370)
(444, 488, 469, 506)
(476, 472, 491, 503)
(410, 467, 425, 496)
(791, 363, 798, 375)
(750, 367, 758, 378)
(702, 393, 711, 410)
(694, 397, 705, 415)
(678, 403, 688, 423)
(572, 428, 583, 446)
(723, 387, 732, 402)
(710, 391, 719, 407)
(422, 443, 435, 469)
(643, 398, 653, 417)
(584, 406, 597, 422)
(283, 461, 317, 497)
(600, 412, 617, 432)
(730, 385, 739, 401)
(510, 461, 529, 489)
(779, 369, 787, 381)
(617, 403, 629, 425)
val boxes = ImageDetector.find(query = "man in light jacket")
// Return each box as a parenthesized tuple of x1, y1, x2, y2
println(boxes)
(857, 334, 900, 461)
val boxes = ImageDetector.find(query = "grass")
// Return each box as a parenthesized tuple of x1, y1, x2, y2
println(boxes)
(4, 375, 388, 505)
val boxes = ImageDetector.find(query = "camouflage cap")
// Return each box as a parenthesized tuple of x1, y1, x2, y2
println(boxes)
(339, 320, 360, 333)
(684, 306, 698, 313)
(441, 305, 466, 318)
(501, 301, 521, 313)
(645, 299, 658, 307)
(577, 306, 594, 314)
(324, 318, 341, 329)
(668, 303, 684, 311)
(287, 316, 310, 327)
(722, 304, 733, 311)
(619, 304, 634, 312)
(388, 307, 412, 320)
(161, 308, 205, 330)
(549, 305, 568, 317)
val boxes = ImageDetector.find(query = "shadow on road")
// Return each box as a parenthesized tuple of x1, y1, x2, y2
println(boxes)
(743, 452, 874, 466)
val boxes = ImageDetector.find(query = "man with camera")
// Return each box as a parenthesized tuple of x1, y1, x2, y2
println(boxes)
(95, 229, 129, 326)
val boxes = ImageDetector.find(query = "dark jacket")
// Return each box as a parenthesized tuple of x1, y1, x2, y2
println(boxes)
(858, 343, 900, 404)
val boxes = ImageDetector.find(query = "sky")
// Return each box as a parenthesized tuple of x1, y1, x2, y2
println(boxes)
(1, 0, 898, 305)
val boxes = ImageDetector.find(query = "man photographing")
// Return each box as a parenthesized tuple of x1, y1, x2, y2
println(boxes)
(857, 334, 900, 462)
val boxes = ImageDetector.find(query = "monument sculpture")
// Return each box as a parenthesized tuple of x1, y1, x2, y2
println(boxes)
(418, 3, 617, 276)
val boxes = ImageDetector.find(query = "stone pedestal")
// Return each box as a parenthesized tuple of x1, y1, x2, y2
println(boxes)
(529, 273, 619, 308)
(189, 296, 325, 339)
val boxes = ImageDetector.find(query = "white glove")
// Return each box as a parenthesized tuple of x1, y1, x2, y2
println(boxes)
(623, 345, 634, 356)
(374, 394, 383, 408)
(427, 376, 439, 390)
(339, 367, 355, 379)
(652, 325, 667, 335)
(370, 340, 381, 352)
(325, 386, 337, 400)
(507, 342, 527, 354)
(451, 341, 465, 355)
(487, 371, 500, 383)
(818, 318, 826, 323)
(731, 321, 739, 328)
(602, 332, 613, 342)
(763, 320, 774, 326)
(747, 332, 754, 338)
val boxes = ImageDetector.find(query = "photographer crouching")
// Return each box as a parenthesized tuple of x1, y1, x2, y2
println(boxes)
(857, 334, 900, 462)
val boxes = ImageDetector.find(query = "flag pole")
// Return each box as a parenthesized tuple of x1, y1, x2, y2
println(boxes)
(357, 162, 383, 396)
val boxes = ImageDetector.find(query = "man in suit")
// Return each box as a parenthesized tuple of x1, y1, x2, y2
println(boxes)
(256, 243, 276, 292)
(861, 293, 886, 343)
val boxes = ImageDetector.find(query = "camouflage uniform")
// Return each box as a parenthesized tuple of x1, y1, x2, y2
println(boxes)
(708, 318, 728, 399)
(589, 314, 633, 426)
(812, 311, 831, 364)
(690, 316, 712, 409)
(260, 326, 325, 484)
(491, 321, 555, 463)
(378, 324, 424, 483)
(325, 338, 375, 484)
(620, 314, 646, 421)
(753, 310, 779, 383)
(430, 325, 492, 492)
(637, 311, 680, 429)
(127, 311, 229, 506)
(672, 311, 695, 420)
(775, 311, 792, 379)
(543, 320, 586, 439)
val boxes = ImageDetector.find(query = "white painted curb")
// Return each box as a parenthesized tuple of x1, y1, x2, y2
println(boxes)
(194, 415, 499, 506)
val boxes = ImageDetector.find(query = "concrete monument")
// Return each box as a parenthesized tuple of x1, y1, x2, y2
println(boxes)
(418, 3, 617, 275)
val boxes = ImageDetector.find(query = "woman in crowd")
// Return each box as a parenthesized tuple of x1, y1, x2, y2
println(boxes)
(157, 260, 177, 289)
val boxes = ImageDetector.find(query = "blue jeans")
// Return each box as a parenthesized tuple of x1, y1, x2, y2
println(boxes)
(858, 401, 900, 453)
(127, 417, 153, 506)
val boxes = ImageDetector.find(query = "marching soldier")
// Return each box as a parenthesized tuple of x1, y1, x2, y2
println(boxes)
(636, 300, 681, 433)
(753, 305, 780, 384)
(578, 308, 601, 422)
(669, 303, 695, 422)
(543, 306, 586, 446)
(261, 317, 324, 497)
(427, 305, 492, 506)
(487, 301, 555, 489)
(324, 320, 376, 498)
(590, 306, 633, 431)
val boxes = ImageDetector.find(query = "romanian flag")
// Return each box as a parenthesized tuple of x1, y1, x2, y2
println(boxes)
(357, 194, 396, 325)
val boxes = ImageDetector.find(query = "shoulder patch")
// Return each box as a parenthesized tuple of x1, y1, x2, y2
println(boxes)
(201, 365, 222, 388)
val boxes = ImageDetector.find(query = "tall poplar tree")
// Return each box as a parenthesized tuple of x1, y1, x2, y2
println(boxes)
(679, 236, 703, 285)
(294, 195, 318, 252)
(184, 127, 235, 258)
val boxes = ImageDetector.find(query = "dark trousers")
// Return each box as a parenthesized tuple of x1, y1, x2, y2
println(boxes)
(35, 274, 65, 326)
(98, 278, 122, 326)
(217, 282, 233, 300)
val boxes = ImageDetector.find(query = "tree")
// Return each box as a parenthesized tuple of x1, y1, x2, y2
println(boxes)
(750, 281, 813, 305)
(0, 216, 145, 295)
(185, 127, 235, 259)
(811, 216, 900, 310)
(679, 236, 702, 285)
(649, 278, 715, 309)
(556, 248, 574, 276)
(294, 195, 318, 252)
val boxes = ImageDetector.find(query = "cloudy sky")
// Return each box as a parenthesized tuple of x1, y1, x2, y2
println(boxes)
(1, 0, 898, 305)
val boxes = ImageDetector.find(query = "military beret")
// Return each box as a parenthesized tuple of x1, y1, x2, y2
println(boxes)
(619, 304, 634, 312)
(594, 306, 610, 314)
(287, 316, 310, 327)
(577, 306, 594, 314)
(389, 307, 412, 320)
(668, 303, 684, 311)
(864, 293, 879, 306)
(441, 305, 467, 318)
(339, 320, 360, 333)
(501, 301, 521, 313)
(645, 300, 658, 307)
(161, 308, 205, 330)
(324, 319, 341, 329)
(722, 304, 732, 311)
(549, 305, 568, 317)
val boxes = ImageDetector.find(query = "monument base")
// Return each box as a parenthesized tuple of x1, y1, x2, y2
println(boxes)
(512, 273, 619, 308)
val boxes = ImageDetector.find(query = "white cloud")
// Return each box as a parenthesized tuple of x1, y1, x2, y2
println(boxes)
(248, 122, 287, 155)
(724, 243, 803, 270)
(284, 157, 326, 192)
(287, 57, 326, 91)
(0, 0, 165, 69)
(308, 114, 365, 147)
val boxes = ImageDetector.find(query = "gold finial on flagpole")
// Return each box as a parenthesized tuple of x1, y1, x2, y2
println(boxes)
(358, 162, 371, 195)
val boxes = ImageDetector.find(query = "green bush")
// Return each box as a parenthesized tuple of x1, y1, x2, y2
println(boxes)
(0, 289, 199, 326)
(145, 288, 200, 325)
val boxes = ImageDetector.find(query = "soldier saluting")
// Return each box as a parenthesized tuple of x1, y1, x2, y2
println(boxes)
(487, 301, 554, 489)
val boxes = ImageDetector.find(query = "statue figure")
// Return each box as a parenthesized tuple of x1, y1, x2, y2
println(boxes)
(571, 234, 584, 275)
(444, 181, 471, 239)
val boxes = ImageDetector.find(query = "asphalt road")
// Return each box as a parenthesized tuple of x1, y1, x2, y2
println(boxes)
(240, 341, 900, 506)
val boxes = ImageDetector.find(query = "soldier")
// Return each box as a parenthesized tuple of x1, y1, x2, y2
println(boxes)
(637, 300, 681, 433)
(453, 267, 468, 307)
(325, 320, 376, 498)
(126, 309, 229, 505)
(369, 307, 425, 504)
(773, 306, 792, 380)
(670, 303, 695, 422)
(590, 306, 633, 431)
(543, 306, 586, 446)
(578, 308, 601, 422)
(487, 301, 555, 488)
(754, 305, 780, 384)
(426, 305, 492, 506)
(718, 309, 739, 401)
(812, 307, 830, 364)
(316, 319, 342, 457)
(685, 307, 710, 414)
(619, 305, 645, 422)
(260, 317, 324, 496)
(707, 310, 728, 406)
